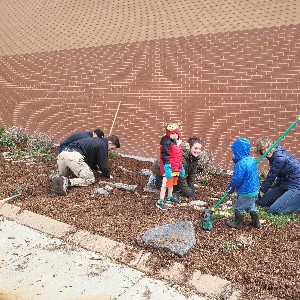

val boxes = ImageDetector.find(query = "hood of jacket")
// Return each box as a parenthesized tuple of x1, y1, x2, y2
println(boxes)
(232, 138, 250, 162)
(160, 135, 182, 146)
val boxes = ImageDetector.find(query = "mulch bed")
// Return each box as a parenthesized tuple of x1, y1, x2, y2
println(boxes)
(1, 147, 299, 300)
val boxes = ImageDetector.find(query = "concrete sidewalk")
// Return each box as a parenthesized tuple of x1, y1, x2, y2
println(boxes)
(0, 219, 205, 300)
(0, 203, 239, 300)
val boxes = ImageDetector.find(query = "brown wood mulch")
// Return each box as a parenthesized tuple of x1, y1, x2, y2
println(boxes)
(1, 148, 299, 300)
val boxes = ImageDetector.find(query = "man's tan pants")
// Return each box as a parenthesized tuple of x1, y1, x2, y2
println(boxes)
(57, 151, 95, 186)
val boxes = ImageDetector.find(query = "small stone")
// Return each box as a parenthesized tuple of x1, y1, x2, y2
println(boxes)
(140, 169, 153, 176)
(189, 200, 207, 207)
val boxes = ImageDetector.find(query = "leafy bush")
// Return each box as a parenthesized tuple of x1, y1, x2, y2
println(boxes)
(5, 126, 29, 145)
(1, 126, 54, 157)
(27, 131, 54, 150)
(0, 127, 16, 147)
(197, 149, 224, 175)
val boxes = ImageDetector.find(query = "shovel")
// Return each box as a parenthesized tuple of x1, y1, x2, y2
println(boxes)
(202, 116, 300, 231)
(0, 193, 22, 204)
(0, 183, 28, 204)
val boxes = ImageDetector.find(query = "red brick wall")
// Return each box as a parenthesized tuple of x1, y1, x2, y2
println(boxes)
(0, 24, 299, 170)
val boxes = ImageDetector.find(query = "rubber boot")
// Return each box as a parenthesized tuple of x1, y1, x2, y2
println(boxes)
(249, 211, 261, 229)
(227, 211, 244, 229)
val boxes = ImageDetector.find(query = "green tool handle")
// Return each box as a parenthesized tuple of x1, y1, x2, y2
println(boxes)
(211, 193, 229, 212)
(212, 116, 300, 211)
(0, 193, 22, 203)
(256, 116, 300, 164)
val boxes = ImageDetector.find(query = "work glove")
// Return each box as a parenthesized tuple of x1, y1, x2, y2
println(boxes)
(164, 164, 172, 179)
(226, 185, 235, 195)
(188, 188, 196, 198)
(179, 164, 185, 178)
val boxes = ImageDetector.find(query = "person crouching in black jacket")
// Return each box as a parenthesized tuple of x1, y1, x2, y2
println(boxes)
(52, 135, 120, 196)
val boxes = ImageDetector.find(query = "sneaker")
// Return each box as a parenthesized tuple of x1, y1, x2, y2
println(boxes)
(166, 196, 181, 204)
(156, 199, 168, 211)
(53, 176, 69, 196)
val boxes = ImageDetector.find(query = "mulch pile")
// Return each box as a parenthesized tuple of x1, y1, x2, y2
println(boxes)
(1, 147, 299, 300)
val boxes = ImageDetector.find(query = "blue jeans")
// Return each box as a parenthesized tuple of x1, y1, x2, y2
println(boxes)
(234, 195, 257, 214)
(257, 187, 300, 215)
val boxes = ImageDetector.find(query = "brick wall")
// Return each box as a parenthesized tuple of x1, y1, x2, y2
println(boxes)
(1, 24, 299, 170)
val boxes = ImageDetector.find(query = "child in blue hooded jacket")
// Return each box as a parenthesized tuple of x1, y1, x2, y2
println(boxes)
(226, 138, 261, 229)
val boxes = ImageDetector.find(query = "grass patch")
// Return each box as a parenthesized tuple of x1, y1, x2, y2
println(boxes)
(257, 206, 300, 228)
(212, 205, 300, 229)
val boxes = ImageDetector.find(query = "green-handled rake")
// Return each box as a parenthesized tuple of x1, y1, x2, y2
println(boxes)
(202, 116, 300, 231)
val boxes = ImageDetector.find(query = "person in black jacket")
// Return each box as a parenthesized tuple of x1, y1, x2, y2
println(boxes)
(52, 135, 120, 196)
(58, 129, 104, 153)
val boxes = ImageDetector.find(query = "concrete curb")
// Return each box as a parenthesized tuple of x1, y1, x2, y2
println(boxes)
(0, 203, 240, 300)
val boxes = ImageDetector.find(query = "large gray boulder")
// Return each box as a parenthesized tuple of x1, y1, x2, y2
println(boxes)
(136, 221, 196, 257)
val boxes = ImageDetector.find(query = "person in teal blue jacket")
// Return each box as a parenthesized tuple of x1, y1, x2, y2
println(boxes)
(226, 138, 261, 229)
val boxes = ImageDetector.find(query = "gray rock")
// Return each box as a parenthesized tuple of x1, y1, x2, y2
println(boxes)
(140, 169, 153, 176)
(189, 200, 207, 207)
(136, 221, 196, 257)
(91, 188, 109, 197)
(98, 181, 137, 192)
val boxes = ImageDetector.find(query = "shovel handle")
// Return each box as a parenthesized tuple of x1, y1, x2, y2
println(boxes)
(212, 193, 229, 211)
(109, 101, 121, 136)
(256, 116, 300, 164)
(0, 193, 22, 203)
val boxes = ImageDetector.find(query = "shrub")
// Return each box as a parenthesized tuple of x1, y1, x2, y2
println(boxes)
(197, 149, 224, 175)
(27, 131, 54, 149)
(0, 127, 16, 147)
(5, 126, 29, 145)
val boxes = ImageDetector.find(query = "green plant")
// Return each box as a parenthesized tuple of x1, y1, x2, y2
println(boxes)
(0, 133, 16, 147)
(29, 147, 51, 156)
(8, 148, 26, 156)
(5, 126, 29, 145)
(198, 176, 209, 186)
(45, 155, 57, 161)
(0, 126, 30, 147)
(27, 131, 54, 149)
(257, 207, 300, 228)
(8, 146, 51, 158)
(222, 241, 234, 254)
(212, 212, 225, 220)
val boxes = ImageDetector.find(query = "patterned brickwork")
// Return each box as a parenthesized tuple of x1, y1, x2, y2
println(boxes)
(0, 0, 299, 56)
(0, 23, 299, 169)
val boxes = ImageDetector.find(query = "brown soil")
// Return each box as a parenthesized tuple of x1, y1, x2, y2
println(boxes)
(1, 147, 299, 300)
